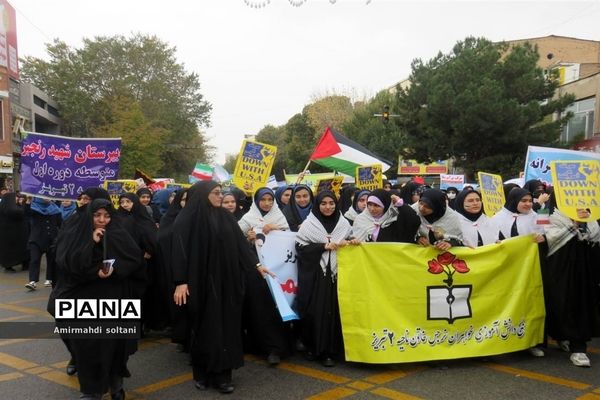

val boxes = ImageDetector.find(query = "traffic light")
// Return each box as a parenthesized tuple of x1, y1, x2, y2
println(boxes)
(382, 105, 390, 123)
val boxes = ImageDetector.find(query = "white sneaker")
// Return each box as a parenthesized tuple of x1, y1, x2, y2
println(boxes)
(558, 340, 570, 352)
(25, 281, 37, 290)
(44, 280, 52, 287)
(528, 347, 545, 357)
(570, 353, 591, 367)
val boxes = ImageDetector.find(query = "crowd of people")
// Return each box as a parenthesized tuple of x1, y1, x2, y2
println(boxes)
(0, 176, 598, 399)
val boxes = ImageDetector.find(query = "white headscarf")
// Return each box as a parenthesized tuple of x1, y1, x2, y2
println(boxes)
(351, 206, 399, 242)
(238, 195, 289, 235)
(457, 213, 500, 247)
(296, 212, 351, 278)
(545, 209, 600, 256)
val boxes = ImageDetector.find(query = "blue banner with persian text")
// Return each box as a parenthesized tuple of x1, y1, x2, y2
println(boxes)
(20, 132, 121, 200)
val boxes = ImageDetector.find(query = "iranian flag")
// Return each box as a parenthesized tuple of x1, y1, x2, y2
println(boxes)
(309, 127, 391, 176)
(191, 162, 213, 181)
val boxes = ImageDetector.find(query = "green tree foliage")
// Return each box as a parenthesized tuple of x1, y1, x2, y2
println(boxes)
(342, 90, 405, 166)
(304, 95, 354, 134)
(93, 96, 165, 178)
(398, 37, 574, 179)
(20, 34, 212, 179)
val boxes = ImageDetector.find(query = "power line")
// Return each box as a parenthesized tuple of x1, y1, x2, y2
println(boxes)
(11, 2, 53, 43)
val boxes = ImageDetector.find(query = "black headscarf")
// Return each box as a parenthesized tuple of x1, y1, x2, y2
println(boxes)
(504, 188, 531, 214)
(253, 187, 275, 217)
(352, 190, 370, 213)
(454, 189, 484, 222)
(399, 182, 422, 205)
(502, 183, 520, 202)
(117, 192, 157, 254)
(523, 180, 545, 198)
(136, 187, 153, 199)
(369, 189, 392, 212)
(419, 189, 448, 223)
(338, 186, 357, 215)
(159, 189, 188, 230)
(312, 191, 341, 234)
(282, 184, 314, 232)
(274, 185, 293, 210)
(55, 198, 141, 280)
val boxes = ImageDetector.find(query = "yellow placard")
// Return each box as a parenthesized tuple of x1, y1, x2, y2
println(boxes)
(356, 164, 383, 191)
(232, 140, 277, 195)
(315, 176, 344, 198)
(398, 158, 448, 175)
(550, 160, 600, 222)
(338, 236, 544, 363)
(103, 179, 137, 209)
(477, 172, 505, 217)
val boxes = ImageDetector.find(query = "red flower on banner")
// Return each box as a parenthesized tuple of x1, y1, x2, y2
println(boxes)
(427, 260, 444, 274)
(437, 252, 456, 265)
(452, 259, 470, 273)
(427, 251, 469, 287)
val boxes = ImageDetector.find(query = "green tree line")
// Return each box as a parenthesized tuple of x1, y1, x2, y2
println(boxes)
(20, 34, 213, 180)
(249, 37, 574, 181)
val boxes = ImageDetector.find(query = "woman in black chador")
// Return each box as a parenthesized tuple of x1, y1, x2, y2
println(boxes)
(50, 199, 145, 400)
(544, 202, 600, 367)
(295, 191, 356, 367)
(0, 192, 29, 272)
(118, 193, 162, 331)
(171, 181, 272, 394)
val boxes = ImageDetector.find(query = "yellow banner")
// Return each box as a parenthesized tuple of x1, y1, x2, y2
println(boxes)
(338, 236, 544, 363)
(550, 160, 600, 222)
(477, 172, 505, 217)
(356, 164, 383, 191)
(166, 183, 192, 190)
(315, 176, 344, 198)
(232, 140, 277, 195)
(103, 180, 137, 209)
(285, 172, 337, 192)
(398, 158, 448, 175)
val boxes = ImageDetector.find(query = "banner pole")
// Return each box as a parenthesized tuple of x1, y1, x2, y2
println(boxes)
(295, 160, 311, 184)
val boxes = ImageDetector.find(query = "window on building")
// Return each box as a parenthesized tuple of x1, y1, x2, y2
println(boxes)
(33, 95, 46, 109)
(47, 104, 59, 117)
(561, 97, 595, 143)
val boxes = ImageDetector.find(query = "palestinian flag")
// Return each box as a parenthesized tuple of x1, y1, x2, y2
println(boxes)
(309, 127, 391, 176)
(191, 162, 213, 181)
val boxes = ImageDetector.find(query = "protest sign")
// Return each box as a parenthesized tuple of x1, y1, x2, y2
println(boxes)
(524, 145, 600, 186)
(103, 180, 137, 209)
(477, 172, 505, 217)
(232, 140, 277, 195)
(20, 132, 121, 200)
(550, 160, 600, 221)
(440, 174, 465, 190)
(356, 164, 383, 191)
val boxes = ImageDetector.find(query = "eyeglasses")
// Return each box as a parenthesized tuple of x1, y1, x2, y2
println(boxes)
(209, 190, 223, 196)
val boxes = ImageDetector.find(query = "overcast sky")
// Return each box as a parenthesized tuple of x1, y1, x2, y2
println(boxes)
(9, 0, 600, 165)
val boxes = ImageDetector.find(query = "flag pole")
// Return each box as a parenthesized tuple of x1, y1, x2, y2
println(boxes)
(295, 160, 311, 184)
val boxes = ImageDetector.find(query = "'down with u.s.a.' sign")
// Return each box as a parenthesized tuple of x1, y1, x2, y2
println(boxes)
(232, 140, 277, 195)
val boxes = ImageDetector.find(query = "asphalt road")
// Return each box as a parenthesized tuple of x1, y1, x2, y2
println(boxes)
(1, 263, 600, 400)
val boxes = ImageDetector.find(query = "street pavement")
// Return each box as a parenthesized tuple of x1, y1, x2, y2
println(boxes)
(2, 263, 600, 400)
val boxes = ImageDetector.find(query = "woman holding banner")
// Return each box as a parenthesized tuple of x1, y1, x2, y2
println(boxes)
(543, 202, 600, 367)
(238, 187, 290, 365)
(492, 187, 546, 357)
(296, 191, 356, 367)
(171, 181, 273, 394)
(454, 189, 500, 247)
(352, 189, 420, 243)
(413, 189, 463, 250)
(282, 185, 314, 232)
